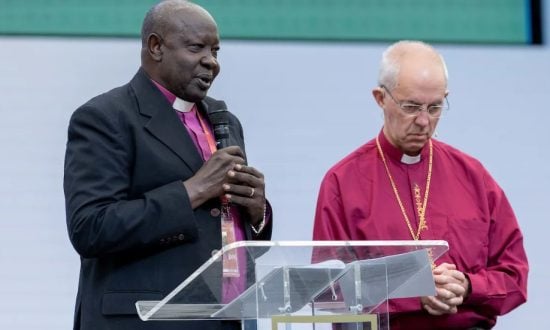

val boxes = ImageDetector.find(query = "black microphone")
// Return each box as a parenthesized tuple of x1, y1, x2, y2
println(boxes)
(209, 101, 231, 149)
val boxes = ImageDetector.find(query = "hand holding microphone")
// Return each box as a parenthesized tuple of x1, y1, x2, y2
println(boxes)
(209, 101, 266, 225)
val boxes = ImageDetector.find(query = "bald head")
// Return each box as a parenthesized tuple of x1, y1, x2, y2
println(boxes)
(378, 40, 448, 91)
(141, 0, 215, 48)
(139, 0, 220, 102)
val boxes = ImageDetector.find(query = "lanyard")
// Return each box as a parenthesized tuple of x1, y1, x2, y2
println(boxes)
(195, 110, 218, 155)
(195, 108, 240, 277)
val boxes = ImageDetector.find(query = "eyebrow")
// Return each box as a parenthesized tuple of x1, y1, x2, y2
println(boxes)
(402, 98, 445, 106)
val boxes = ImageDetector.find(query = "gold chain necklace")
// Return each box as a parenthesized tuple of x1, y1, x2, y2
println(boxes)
(375, 136, 433, 240)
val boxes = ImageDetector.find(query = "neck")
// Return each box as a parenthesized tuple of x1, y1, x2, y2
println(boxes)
(378, 130, 427, 164)
(402, 147, 421, 156)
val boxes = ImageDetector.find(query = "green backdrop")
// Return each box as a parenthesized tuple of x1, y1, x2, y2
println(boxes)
(0, 0, 537, 44)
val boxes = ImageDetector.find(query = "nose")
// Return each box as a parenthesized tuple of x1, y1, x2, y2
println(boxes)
(414, 108, 431, 126)
(201, 53, 218, 69)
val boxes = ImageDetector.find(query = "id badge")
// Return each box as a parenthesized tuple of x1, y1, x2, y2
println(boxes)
(221, 203, 240, 278)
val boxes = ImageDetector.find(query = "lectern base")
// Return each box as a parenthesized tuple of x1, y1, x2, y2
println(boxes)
(271, 314, 377, 330)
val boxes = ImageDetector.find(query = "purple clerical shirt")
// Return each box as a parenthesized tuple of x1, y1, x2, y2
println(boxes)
(151, 80, 246, 303)
(313, 130, 528, 329)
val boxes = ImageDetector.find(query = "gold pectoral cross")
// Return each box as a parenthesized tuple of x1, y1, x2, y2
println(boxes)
(419, 213, 428, 231)
(376, 137, 433, 242)
(414, 184, 429, 240)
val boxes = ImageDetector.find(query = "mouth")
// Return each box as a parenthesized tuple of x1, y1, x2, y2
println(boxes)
(407, 133, 429, 141)
(195, 73, 213, 89)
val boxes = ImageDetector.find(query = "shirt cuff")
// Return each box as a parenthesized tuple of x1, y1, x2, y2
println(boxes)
(464, 271, 487, 305)
(251, 202, 270, 234)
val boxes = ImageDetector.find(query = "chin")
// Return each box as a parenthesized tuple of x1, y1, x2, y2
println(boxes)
(402, 143, 424, 155)
(404, 149, 421, 156)
(182, 92, 207, 103)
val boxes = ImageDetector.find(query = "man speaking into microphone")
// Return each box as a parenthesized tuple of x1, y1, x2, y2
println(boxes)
(63, 1, 271, 329)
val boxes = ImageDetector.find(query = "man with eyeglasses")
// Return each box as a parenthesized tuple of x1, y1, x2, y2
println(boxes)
(313, 41, 528, 329)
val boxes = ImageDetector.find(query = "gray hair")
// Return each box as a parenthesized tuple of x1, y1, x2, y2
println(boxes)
(377, 40, 449, 90)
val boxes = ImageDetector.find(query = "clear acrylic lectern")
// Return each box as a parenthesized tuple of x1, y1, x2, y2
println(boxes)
(136, 240, 448, 329)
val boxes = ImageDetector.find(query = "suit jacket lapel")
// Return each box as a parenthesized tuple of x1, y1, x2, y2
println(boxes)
(130, 69, 204, 173)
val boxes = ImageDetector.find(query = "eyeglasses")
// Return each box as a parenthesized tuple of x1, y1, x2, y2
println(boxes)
(380, 85, 449, 118)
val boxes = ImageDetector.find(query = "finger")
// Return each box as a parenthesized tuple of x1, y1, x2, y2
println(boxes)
(441, 282, 466, 297)
(440, 296, 463, 307)
(423, 303, 445, 316)
(433, 273, 453, 285)
(224, 193, 264, 222)
(446, 269, 467, 282)
(435, 287, 457, 300)
(420, 296, 443, 315)
(227, 169, 264, 189)
(433, 263, 456, 274)
(434, 273, 462, 286)
(224, 183, 262, 199)
(220, 145, 245, 158)
(425, 295, 452, 312)
(234, 164, 264, 178)
(432, 297, 463, 314)
(441, 262, 456, 269)
(225, 194, 265, 224)
(211, 147, 245, 169)
(423, 296, 451, 314)
(225, 193, 261, 206)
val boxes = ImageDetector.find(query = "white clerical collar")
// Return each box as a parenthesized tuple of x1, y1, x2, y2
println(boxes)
(401, 153, 421, 164)
(173, 98, 195, 112)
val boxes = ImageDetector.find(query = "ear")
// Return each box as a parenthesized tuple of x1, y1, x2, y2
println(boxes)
(372, 87, 385, 108)
(147, 33, 163, 62)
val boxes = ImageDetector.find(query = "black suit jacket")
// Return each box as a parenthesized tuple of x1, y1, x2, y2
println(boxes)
(64, 68, 272, 330)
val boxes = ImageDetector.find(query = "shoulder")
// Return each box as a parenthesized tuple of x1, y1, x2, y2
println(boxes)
(432, 139, 485, 169)
(67, 82, 138, 140)
(73, 82, 134, 117)
(432, 139, 499, 188)
(323, 139, 377, 180)
(73, 68, 154, 120)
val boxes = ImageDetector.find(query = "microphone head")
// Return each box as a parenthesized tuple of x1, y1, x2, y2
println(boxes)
(208, 100, 231, 148)
(209, 101, 229, 125)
